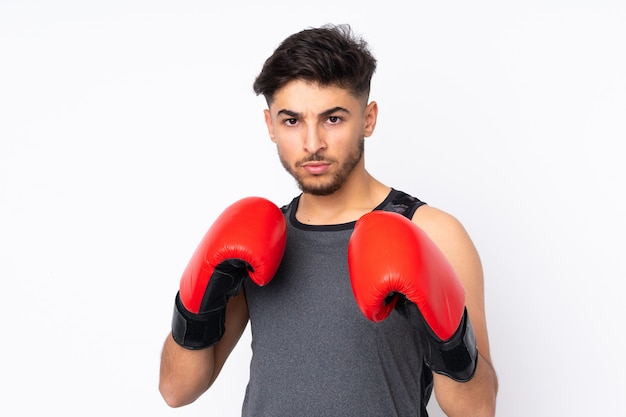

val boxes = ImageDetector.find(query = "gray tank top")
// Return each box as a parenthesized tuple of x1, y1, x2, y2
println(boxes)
(242, 189, 431, 416)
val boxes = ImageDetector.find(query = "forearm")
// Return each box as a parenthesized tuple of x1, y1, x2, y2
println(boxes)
(159, 333, 216, 408)
(434, 353, 498, 417)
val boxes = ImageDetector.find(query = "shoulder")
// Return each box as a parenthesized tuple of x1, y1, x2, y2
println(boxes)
(411, 204, 472, 246)
(380, 189, 477, 264)
(411, 204, 483, 290)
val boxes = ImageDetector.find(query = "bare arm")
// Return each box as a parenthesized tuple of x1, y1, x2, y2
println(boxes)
(159, 291, 250, 408)
(413, 206, 498, 416)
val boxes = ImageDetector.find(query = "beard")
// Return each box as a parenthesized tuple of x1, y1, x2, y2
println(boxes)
(278, 137, 365, 196)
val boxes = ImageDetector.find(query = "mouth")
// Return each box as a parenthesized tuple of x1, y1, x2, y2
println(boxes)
(301, 161, 331, 175)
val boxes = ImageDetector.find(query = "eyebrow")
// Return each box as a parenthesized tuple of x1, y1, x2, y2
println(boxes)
(276, 106, 350, 119)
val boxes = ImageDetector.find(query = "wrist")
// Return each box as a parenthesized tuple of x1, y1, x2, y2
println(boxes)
(171, 292, 226, 350)
(396, 299, 478, 382)
(423, 308, 478, 382)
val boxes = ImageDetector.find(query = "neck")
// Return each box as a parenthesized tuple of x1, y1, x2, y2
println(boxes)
(296, 171, 390, 225)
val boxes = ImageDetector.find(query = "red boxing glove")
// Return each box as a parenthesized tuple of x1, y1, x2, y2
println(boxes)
(348, 211, 477, 381)
(171, 197, 287, 349)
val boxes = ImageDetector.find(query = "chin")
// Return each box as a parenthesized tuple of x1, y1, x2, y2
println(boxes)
(298, 180, 343, 196)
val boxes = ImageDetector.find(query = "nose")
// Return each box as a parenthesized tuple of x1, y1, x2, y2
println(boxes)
(303, 125, 327, 154)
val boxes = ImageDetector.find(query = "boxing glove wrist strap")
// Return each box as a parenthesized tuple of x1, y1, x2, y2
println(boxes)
(423, 308, 478, 382)
(397, 300, 478, 382)
(171, 293, 225, 350)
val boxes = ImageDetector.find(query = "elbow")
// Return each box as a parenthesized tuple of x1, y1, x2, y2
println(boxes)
(478, 394, 498, 417)
(473, 374, 499, 417)
(159, 381, 195, 408)
(161, 396, 187, 409)
(159, 372, 213, 408)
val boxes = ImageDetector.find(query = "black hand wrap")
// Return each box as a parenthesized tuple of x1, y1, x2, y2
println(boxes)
(395, 297, 478, 382)
(171, 260, 249, 350)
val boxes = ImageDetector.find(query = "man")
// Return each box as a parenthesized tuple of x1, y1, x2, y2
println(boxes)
(159, 24, 498, 416)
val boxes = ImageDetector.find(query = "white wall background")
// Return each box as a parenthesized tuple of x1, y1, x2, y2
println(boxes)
(1, 1, 624, 416)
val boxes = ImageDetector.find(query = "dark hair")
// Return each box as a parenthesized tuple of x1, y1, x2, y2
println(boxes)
(253, 24, 377, 104)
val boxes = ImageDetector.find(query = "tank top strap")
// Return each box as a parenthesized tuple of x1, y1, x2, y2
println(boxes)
(375, 188, 426, 220)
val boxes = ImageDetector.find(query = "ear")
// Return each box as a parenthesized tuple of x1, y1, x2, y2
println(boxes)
(264, 109, 277, 143)
(363, 101, 378, 137)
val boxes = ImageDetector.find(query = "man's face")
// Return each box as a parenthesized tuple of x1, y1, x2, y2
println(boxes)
(264, 80, 377, 196)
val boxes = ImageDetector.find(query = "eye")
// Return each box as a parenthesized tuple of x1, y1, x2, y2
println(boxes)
(328, 116, 341, 124)
(283, 118, 298, 126)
